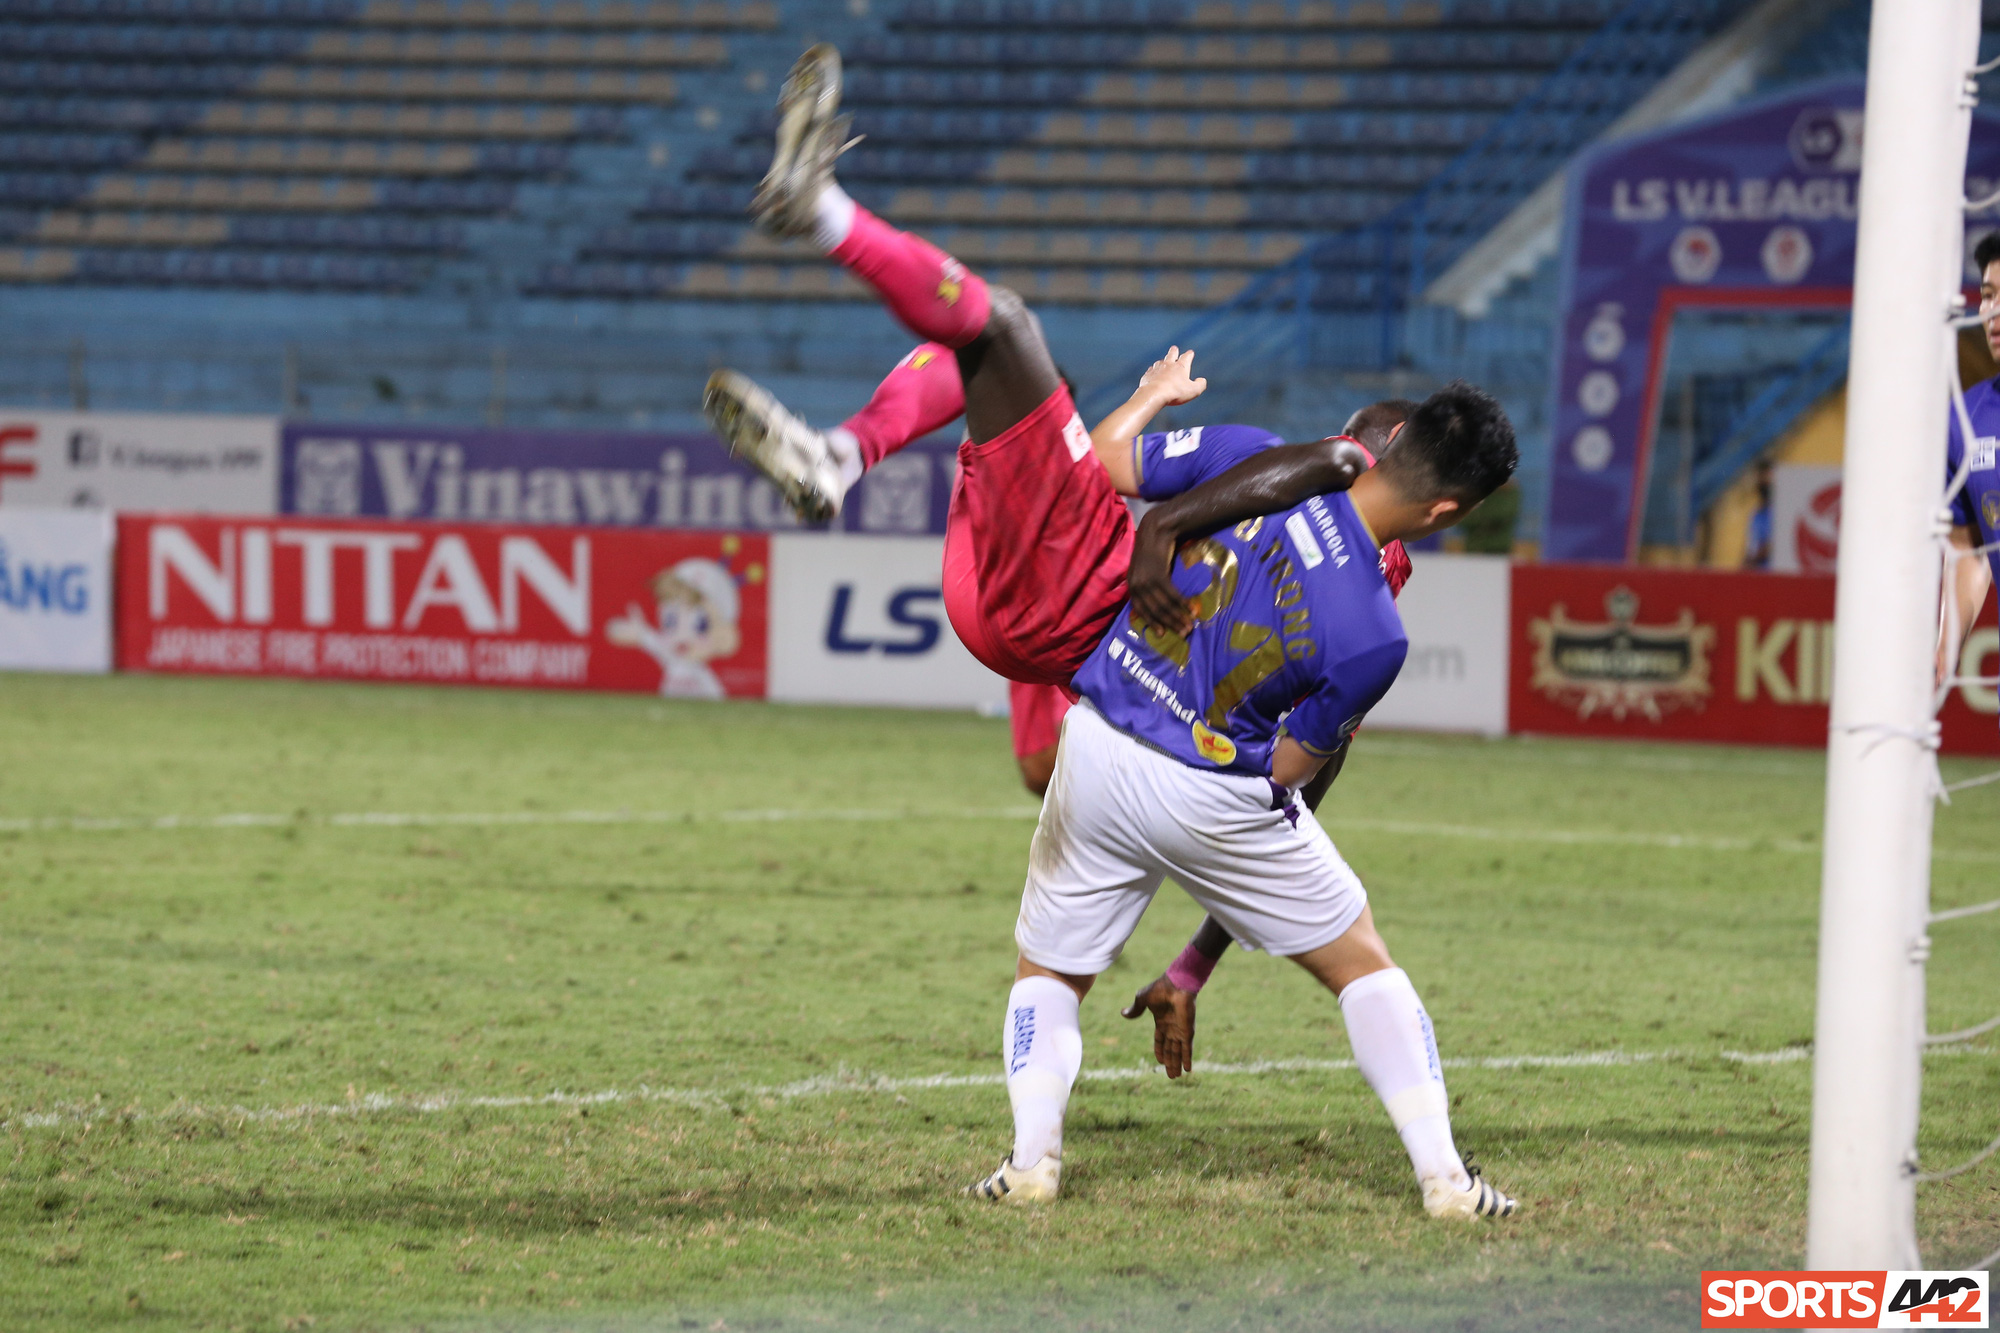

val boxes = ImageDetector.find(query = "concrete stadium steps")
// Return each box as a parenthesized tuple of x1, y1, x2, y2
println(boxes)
(885, 0, 1619, 30)
(357, 0, 778, 27)
(0, 242, 428, 286)
(528, 257, 1252, 304)
(30, 208, 464, 247)
(296, 28, 728, 63)
(79, 173, 511, 208)
(245, 65, 681, 97)
(0, 0, 779, 291)
(194, 99, 625, 137)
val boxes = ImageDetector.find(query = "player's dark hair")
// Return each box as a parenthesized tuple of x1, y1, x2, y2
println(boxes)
(1377, 380, 1517, 505)
(1975, 230, 2000, 276)
(1342, 398, 1419, 456)
(1057, 367, 1077, 398)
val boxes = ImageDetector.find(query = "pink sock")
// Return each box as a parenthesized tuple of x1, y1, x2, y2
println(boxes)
(830, 207, 991, 350)
(841, 343, 968, 468)
(1166, 943, 1218, 994)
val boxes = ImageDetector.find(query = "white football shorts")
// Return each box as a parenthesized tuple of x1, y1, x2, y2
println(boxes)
(1014, 702, 1369, 975)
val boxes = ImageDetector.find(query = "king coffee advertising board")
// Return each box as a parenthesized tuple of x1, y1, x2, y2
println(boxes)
(1510, 564, 2000, 755)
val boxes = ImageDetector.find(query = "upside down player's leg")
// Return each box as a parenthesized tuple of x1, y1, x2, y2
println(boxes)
(750, 43, 1134, 686)
(704, 342, 965, 522)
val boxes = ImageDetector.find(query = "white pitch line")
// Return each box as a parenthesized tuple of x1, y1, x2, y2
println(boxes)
(6, 805, 1998, 864)
(18, 1044, 1995, 1135)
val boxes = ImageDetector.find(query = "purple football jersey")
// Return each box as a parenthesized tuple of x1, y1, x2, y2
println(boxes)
(1071, 425, 1408, 776)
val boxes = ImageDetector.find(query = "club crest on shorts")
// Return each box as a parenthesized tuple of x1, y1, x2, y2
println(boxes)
(1190, 721, 1236, 765)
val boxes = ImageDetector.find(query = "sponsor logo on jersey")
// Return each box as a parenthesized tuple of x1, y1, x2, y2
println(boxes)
(1190, 721, 1237, 765)
(1284, 512, 1324, 569)
(1971, 437, 1998, 472)
(1062, 413, 1092, 463)
(1162, 428, 1202, 458)
(1528, 586, 1715, 722)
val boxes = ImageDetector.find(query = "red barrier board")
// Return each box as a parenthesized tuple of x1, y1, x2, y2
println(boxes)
(1510, 564, 2000, 755)
(116, 514, 767, 697)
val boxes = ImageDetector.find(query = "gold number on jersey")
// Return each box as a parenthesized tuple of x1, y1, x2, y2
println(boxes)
(1130, 536, 1287, 727)
(1130, 537, 1238, 668)
(1205, 621, 1288, 728)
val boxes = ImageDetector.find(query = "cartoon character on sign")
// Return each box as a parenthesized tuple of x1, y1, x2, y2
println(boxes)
(606, 543, 763, 698)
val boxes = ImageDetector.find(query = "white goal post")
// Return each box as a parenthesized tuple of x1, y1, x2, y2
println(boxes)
(1807, 0, 1983, 1270)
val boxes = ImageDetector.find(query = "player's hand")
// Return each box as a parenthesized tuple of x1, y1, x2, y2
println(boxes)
(1121, 973, 1198, 1078)
(1137, 346, 1207, 408)
(1128, 509, 1196, 637)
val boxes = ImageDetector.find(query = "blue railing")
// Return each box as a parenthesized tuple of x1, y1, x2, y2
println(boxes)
(1081, 0, 1761, 423)
(1688, 321, 1852, 514)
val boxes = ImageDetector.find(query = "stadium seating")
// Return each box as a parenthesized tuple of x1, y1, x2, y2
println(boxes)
(541, 0, 1625, 306)
(0, 0, 775, 289)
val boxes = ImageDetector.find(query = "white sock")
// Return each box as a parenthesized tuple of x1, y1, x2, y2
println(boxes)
(812, 182, 856, 252)
(1002, 975, 1082, 1167)
(1339, 967, 1469, 1190)
(824, 425, 864, 494)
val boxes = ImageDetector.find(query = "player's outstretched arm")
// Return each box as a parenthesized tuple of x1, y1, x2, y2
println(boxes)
(1122, 915, 1232, 1077)
(1940, 524, 1993, 686)
(1088, 346, 1207, 494)
(1128, 437, 1371, 635)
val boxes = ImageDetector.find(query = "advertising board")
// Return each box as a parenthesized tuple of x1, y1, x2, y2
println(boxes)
(1367, 553, 1510, 736)
(1769, 464, 1842, 574)
(0, 508, 111, 672)
(766, 534, 1007, 711)
(0, 410, 277, 514)
(116, 514, 767, 697)
(1510, 563, 2000, 754)
(281, 421, 957, 537)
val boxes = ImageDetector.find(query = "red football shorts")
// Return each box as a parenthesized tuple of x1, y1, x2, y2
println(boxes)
(1008, 681, 1073, 759)
(941, 383, 1134, 687)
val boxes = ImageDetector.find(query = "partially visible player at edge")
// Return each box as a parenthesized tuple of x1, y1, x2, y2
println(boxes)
(736, 43, 1520, 1222)
(707, 333, 1416, 797)
(1941, 231, 2000, 689)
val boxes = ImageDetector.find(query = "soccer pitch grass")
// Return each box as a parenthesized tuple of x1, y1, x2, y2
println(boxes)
(2, 675, 1996, 1333)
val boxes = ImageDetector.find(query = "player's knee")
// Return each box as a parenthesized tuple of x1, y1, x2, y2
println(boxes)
(983, 284, 1036, 348)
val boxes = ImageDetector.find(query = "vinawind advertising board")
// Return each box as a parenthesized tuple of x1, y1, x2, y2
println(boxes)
(116, 514, 768, 697)
(280, 421, 955, 536)
(1510, 564, 2000, 754)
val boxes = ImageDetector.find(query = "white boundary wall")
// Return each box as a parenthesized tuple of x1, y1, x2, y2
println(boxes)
(767, 534, 1008, 711)
(0, 508, 112, 672)
(0, 409, 278, 514)
(768, 537, 1510, 733)
(1368, 553, 1511, 736)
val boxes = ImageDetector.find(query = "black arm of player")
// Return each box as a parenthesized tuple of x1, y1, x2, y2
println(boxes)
(1128, 438, 1370, 637)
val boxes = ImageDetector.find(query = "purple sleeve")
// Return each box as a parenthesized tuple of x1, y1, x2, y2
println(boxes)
(1133, 425, 1285, 501)
(1281, 640, 1407, 757)
(1947, 408, 1980, 530)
